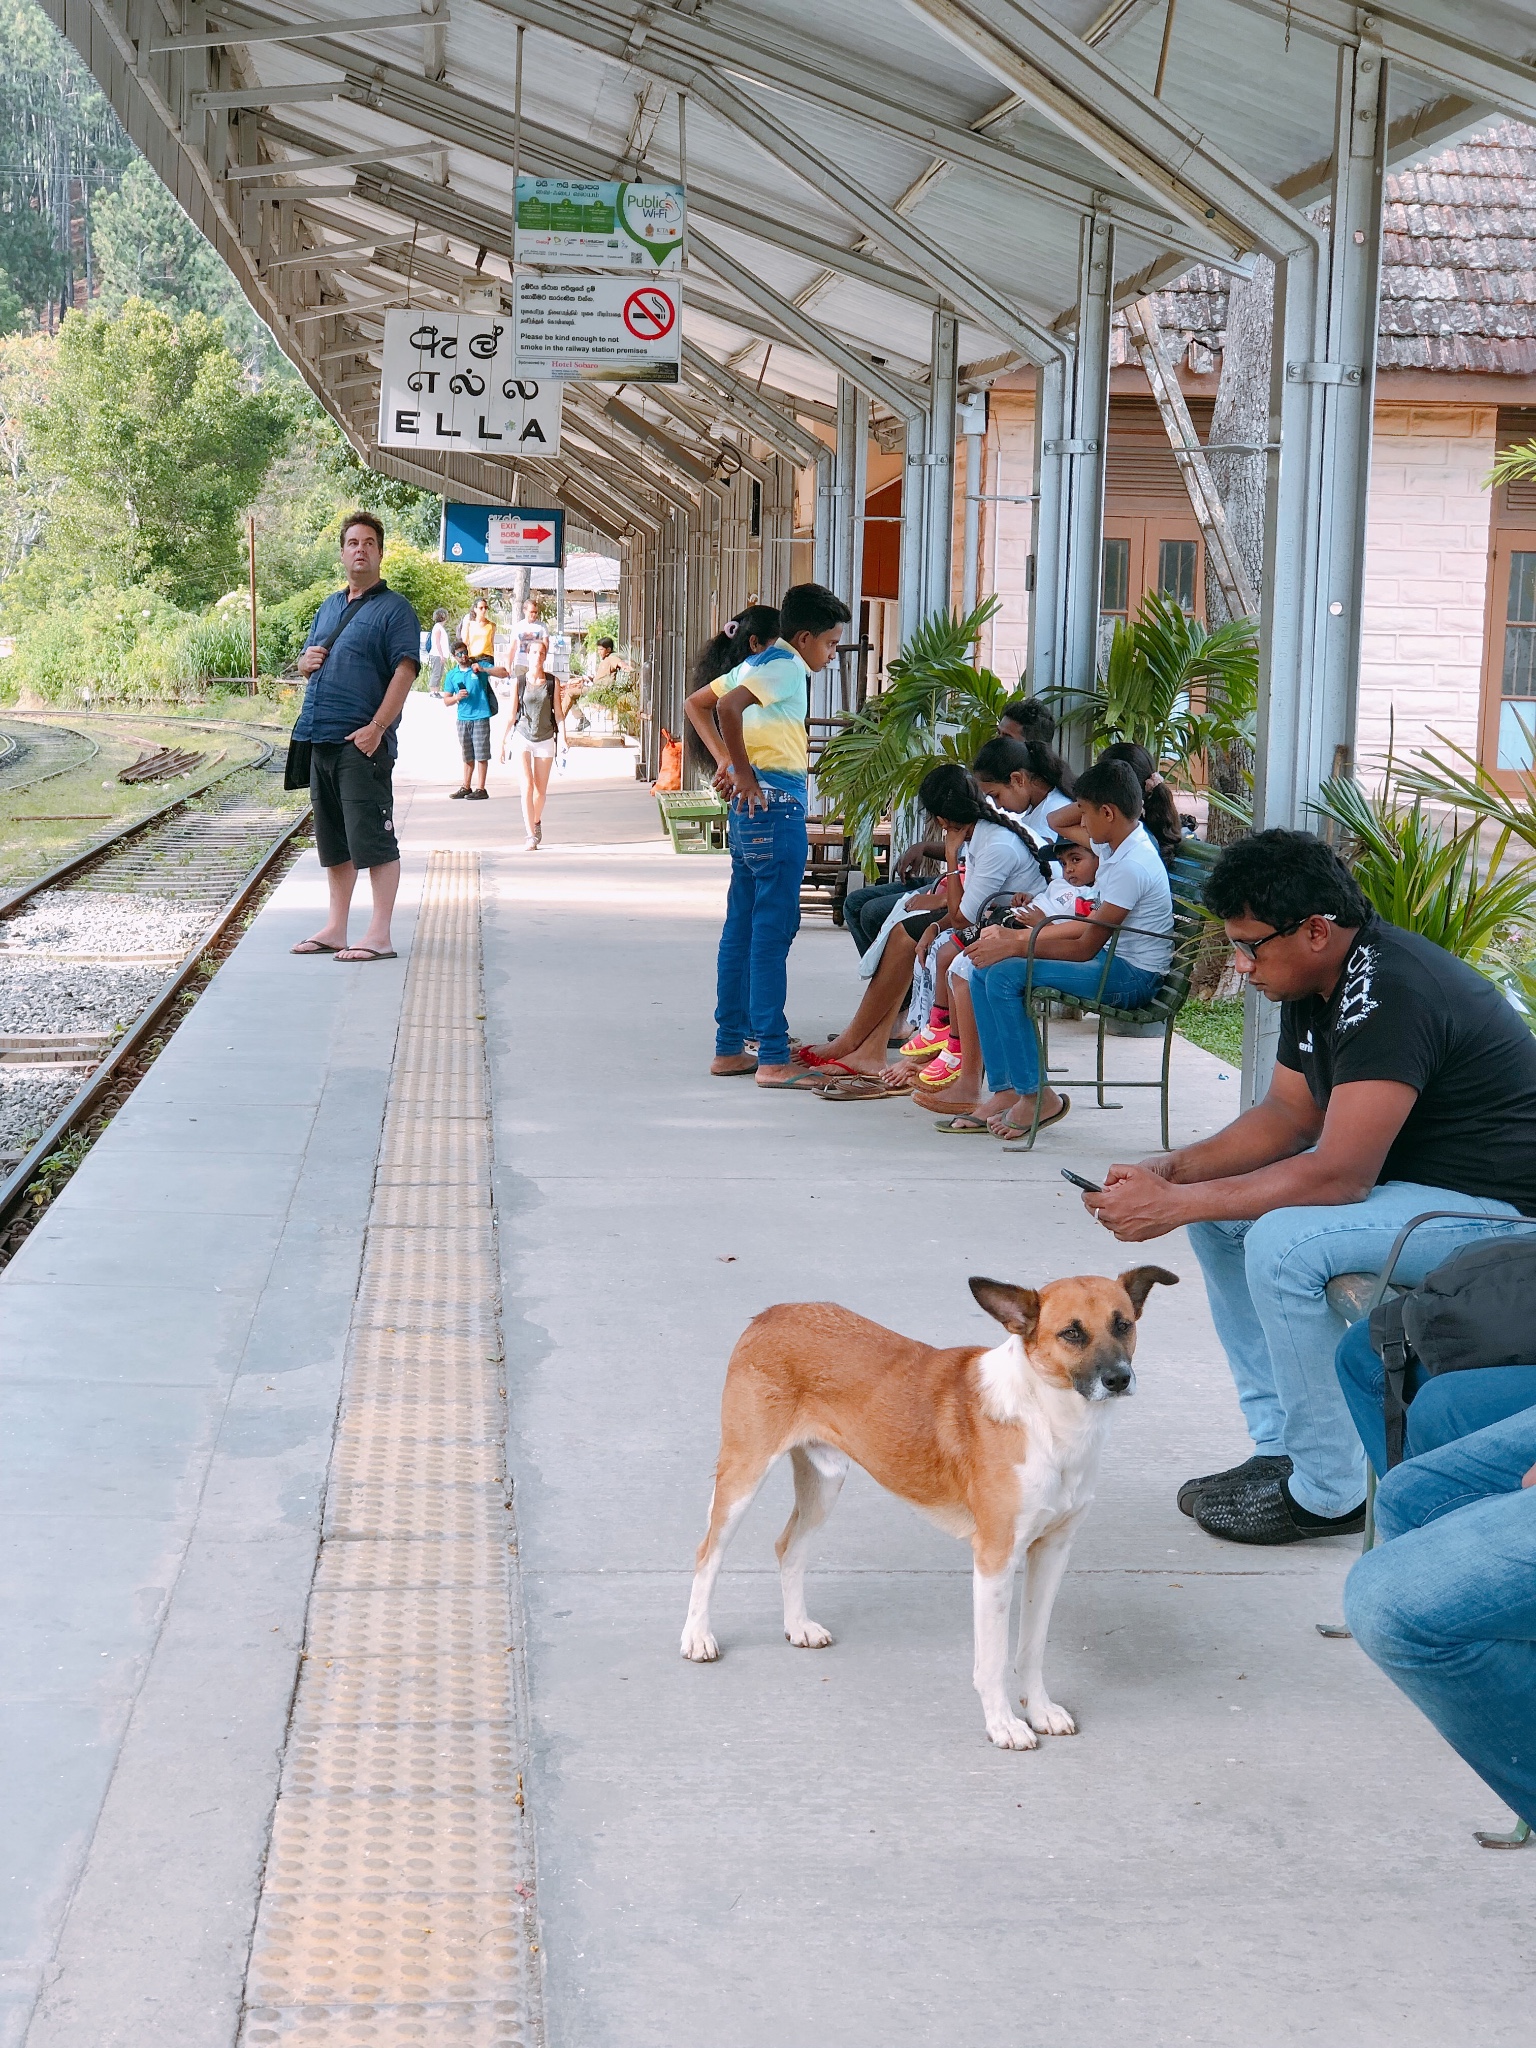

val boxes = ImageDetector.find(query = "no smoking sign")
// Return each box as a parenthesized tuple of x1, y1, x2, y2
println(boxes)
(623, 287, 677, 340)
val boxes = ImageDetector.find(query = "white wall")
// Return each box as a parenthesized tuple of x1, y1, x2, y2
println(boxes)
(1355, 403, 1498, 780)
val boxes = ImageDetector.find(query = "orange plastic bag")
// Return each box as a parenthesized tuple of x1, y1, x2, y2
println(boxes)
(655, 728, 683, 791)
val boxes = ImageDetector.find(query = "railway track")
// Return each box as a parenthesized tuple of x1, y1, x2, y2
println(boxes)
(0, 743, 311, 1249)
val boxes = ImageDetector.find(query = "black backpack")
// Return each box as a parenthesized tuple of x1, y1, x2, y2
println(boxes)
(1369, 1231, 1536, 1466)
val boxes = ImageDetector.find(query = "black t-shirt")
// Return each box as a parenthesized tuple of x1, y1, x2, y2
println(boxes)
(1275, 917, 1536, 1214)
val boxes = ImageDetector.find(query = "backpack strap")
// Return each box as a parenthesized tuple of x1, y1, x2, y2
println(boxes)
(1380, 1331, 1412, 1470)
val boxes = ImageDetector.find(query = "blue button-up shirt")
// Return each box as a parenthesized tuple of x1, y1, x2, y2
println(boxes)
(293, 581, 422, 757)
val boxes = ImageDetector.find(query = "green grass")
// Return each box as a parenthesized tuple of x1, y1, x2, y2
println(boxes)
(1176, 997, 1244, 1066)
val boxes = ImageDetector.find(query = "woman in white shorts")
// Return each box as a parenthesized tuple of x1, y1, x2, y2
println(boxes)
(502, 635, 558, 849)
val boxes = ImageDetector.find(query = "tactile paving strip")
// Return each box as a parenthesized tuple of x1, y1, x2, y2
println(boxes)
(241, 851, 540, 2047)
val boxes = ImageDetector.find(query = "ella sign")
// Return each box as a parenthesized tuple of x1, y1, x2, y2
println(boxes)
(378, 309, 562, 454)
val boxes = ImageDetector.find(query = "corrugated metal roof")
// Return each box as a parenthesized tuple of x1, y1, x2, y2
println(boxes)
(40, 0, 1536, 528)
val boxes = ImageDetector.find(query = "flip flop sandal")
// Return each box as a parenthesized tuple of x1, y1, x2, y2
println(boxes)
(816, 1076, 912, 1101)
(933, 1113, 993, 1134)
(995, 1095, 1072, 1142)
(793, 1050, 860, 1076)
(290, 939, 341, 955)
(335, 947, 398, 962)
(755, 1074, 829, 1090)
(711, 1062, 759, 1077)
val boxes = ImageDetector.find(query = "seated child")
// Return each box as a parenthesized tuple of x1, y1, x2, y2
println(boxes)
(441, 640, 507, 801)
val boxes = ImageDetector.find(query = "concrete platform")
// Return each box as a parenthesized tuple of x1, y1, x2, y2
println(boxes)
(2, 697, 1529, 2047)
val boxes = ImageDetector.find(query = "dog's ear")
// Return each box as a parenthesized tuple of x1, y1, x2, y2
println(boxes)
(1118, 1266, 1180, 1317)
(969, 1277, 1040, 1340)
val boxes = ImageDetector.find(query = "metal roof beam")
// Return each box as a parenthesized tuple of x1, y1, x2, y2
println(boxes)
(156, 8, 448, 51)
(1225, 1, 1536, 124)
(476, 0, 1240, 268)
(562, 406, 704, 518)
(901, 0, 1315, 260)
(488, 0, 1066, 364)
(224, 18, 950, 308)
(690, 228, 927, 418)
(679, 344, 827, 467)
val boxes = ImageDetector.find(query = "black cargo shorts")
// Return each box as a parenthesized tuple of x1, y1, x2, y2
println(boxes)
(309, 741, 400, 870)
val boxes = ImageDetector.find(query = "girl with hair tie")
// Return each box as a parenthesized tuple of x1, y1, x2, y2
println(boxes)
(793, 758, 1047, 1099)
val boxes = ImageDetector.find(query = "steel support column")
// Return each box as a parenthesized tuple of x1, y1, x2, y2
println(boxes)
(1028, 353, 1070, 692)
(1244, 41, 1388, 1097)
(923, 308, 959, 621)
(1060, 213, 1114, 709)
(830, 379, 868, 624)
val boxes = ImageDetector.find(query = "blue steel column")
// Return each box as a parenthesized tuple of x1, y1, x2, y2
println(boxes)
(1059, 212, 1114, 711)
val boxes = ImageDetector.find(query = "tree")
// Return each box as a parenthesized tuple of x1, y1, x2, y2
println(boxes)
(0, 330, 57, 579)
(1201, 254, 1272, 844)
(27, 299, 293, 605)
(90, 157, 278, 371)
(0, 0, 130, 321)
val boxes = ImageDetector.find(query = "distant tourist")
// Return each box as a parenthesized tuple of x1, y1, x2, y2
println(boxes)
(442, 639, 504, 802)
(427, 608, 452, 694)
(461, 595, 497, 662)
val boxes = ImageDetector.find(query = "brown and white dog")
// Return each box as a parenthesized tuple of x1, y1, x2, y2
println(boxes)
(681, 1268, 1178, 1748)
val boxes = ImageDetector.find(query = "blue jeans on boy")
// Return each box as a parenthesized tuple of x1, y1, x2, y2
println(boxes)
(1188, 1188, 1523, 1519)
(715, 773, 806, 1068)
(1344, 1401, 1536, 1828)
(968, 953, 1162, 1097)
(1334, 1316, 1536, 1478)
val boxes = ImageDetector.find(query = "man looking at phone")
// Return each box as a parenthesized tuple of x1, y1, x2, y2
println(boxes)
(1083, 830, 1536, 1544)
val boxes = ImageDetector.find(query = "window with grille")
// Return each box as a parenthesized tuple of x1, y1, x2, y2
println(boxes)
(1158, 538, 1198, 610)
(1499, 549, 1536, 767)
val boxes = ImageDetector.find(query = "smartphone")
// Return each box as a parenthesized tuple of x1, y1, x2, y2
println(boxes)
(1060, 1168, 1103, 1194)
(954, 921, 982, 946)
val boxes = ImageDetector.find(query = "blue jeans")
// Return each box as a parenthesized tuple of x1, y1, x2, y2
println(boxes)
(715, 779, 806, 1067)
(1335, 1316, 1536, 1477)
(1344, 1404, 1536, 1828)
(1188, 1187, 1523, 1518)
(968, 954, 1162, 1096)
(844, 880, 907, 956)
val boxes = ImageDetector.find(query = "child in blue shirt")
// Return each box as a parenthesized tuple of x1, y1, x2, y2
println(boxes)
(442, 640, 506, 801)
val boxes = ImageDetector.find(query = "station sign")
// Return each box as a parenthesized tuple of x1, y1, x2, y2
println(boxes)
(377, 309, 563, 454)
(513, 276, 681, 383)
(442, 504, 565, 568)
(514, 177, 684, 271)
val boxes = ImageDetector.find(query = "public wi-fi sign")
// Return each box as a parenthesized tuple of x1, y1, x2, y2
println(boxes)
(442, 504, 565, 567)
(514, 177, 684, 271)
(377, 310, 562, 454)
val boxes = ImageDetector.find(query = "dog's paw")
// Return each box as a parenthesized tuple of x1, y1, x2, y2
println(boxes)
(785, 1620, 833, 1648)
(1022, 1697, 1077, 1737)
(680, 1624, 720, 1662)
(985, 1713, 1040, 1751)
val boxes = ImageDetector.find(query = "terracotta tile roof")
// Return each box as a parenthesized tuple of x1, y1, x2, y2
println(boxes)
(1112, 120, 1536, 377)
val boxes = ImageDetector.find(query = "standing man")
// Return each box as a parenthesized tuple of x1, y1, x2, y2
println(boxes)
(290, 512, 421, 963)
(1083, 829, 1536, 1544)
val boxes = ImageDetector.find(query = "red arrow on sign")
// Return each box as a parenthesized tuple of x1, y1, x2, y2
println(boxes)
(521, 525, 552, 542)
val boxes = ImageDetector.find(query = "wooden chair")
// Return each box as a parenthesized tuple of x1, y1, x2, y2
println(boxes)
(1007, 836, 1224, 1151)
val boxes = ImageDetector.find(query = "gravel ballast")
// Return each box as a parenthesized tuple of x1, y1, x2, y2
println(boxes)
(0, 1068, 83, 1160)
(2, 891, 206, 956)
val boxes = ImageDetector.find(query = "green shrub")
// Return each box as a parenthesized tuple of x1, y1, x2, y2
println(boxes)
(260, 578, 338, 673)
(582, 673, 639, 736)
(7, 586, 194, 702)
(379, 542, 473, 629)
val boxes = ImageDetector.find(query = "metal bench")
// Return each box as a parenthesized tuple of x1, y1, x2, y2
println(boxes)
(1005, 836, 1225, 1151)
(656, 788, 729, 854)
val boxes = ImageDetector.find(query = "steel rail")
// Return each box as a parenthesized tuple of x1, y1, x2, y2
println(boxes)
(0, 802, 312, 1239)
(0, 733, 276, 919)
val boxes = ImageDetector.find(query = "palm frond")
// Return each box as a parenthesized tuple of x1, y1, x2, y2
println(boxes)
(1312, 771, 1536, 964)
(815, 598, 1003, 875)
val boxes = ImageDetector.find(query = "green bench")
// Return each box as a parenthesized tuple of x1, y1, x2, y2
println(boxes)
(657, 788, 729, 854)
